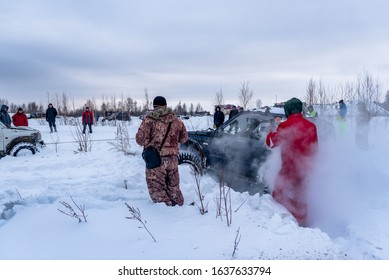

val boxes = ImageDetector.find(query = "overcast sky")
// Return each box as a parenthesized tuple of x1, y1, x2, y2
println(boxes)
(1, 0, 389, 111)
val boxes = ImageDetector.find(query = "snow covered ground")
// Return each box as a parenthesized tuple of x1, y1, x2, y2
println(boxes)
(1, 115, 389, 260)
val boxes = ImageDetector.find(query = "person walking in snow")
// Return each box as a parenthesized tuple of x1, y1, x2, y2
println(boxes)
(355, 102, 371, 150)
(46, 103, 58, 133)
(0, 104, 12, 128)
(213, 106, 225, 128)
(82, 107, 94, 134)
(12, 108, 28, 127)
(136, 96, 188, 206)
(266, 97, 318, 226)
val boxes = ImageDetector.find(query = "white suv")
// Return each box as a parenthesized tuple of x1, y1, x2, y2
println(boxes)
(0, 122, 44, 157)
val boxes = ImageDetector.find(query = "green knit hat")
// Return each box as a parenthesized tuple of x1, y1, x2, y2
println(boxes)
(284, 97, 302, 117)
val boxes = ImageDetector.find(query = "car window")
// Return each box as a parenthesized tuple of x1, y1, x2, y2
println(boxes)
(222, 115, 263, 138)
(253, 122, 270, 139)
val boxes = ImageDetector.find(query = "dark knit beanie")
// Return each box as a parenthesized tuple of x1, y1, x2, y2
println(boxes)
(153, 96, 167, 107)
(284, 97, 302, 118)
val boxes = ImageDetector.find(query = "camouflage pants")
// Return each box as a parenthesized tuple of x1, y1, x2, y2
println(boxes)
(145, 156, 184, 206)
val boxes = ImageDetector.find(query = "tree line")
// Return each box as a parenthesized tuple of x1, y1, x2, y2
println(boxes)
(2, 72, 388, 117)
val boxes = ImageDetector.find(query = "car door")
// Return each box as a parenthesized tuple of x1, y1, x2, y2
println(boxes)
(210, 114, 270, 179)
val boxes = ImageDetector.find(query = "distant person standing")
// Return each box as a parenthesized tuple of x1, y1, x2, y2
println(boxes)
(0, 104, 12, 127)
(227, 105, 239, 133)
(307, 105, 318, 118)
(82, 107, 94, 134)
(338, 100, 347, 120)
(213, 106, 225, 128)
(12, 108, 28, 126)
(355, 102, 371, 150)
(46, 103, 58, 133)
(229, 105, 239, 120)
(337, 99, 347, 135)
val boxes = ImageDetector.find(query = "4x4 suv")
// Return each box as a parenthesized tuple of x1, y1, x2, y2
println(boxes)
(0, 122, 44, 158)
(179, 111, 277, 194)
(102, 112, 131, 122)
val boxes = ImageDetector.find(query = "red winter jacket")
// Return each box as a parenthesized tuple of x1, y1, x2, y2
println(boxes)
(82, 110, 94, 124)
(266, 113, 318, 225)
(12, 112, 29, 126)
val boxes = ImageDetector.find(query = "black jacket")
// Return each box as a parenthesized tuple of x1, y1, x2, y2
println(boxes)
(46, 107, 58, 122)
(214, 108, 225, 127)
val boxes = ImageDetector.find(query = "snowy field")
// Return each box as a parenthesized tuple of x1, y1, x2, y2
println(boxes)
(1, 115, 389, 260)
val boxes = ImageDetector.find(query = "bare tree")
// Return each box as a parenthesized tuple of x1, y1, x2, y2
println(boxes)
(144, 88, 150, 111)
(195, 103, 204, 113)
(61, 92, 70, 125)
(255, 99, 262, 109)
(214, 87, 224, 106)
(357, 71, 382, 104)
(0, 98, 8, 106)
(72, 119, 93, 152)
(101, 94, 108, 114)
(85, 98, 97, 112)
(110, 94, 117, 112)
(189, 103, 195, 115)
(55, 93, 60, 112)
(305, 78, 317, 105)
(47, 91, 51, 106)
(238, 81, 254, 110)
(317, 79, 327, 105)
(108, 123, 135, 156)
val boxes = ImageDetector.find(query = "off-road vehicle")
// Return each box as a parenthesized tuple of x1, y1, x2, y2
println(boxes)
(102, 112, 131, 122)
(0, 122, 44, 158)
(178, 111, 279, 194)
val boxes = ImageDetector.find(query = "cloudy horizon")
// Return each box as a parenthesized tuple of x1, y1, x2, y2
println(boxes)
(1, 0, 389, 111)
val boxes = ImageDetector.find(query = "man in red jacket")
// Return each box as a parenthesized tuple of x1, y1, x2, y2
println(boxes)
(82, 107, 94, 134)
(266, 97, 318, 226)
(12, 108, 29, 127)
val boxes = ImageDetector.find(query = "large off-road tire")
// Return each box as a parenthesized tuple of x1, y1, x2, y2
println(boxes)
(10, 142, 37, 157)
(178, 152, 204, 175)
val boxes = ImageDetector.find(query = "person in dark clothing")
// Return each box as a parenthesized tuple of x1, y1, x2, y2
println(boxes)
(46, 103, 58, 133)
(229, 105, 239, 120)
(0, 104, 12, 127)
(82, 107, 94, 134)
(227, 105, 239, 133)
(338, 100, 347, 120)
(213, 106, 225, 128)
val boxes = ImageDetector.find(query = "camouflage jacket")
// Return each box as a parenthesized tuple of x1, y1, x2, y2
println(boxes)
(136, 107, 188, 157)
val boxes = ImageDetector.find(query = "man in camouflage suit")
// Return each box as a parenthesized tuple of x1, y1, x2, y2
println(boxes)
(136, 96, 188, 206)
